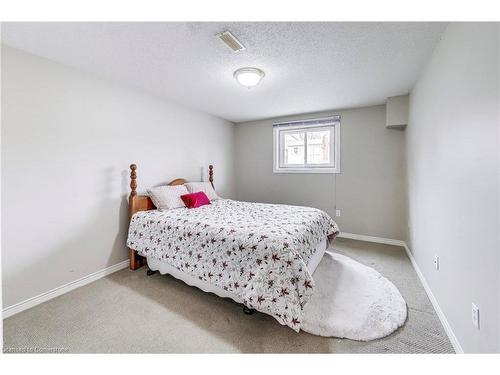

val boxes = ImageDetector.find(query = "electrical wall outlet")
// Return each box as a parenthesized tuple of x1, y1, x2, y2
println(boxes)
(335, 209, 341, 217)
(433, 255, 440, 270)
(472, 303, 480, 329)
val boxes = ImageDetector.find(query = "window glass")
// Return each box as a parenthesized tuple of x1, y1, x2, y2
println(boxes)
(307, 129, 330, 165)
(283, 132, 305, 165)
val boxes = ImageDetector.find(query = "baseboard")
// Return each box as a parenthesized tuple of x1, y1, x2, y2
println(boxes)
(338, 232, 406, 247)
(2, 259, 129, 319)
(338, 232, 463, 353)
(401, 244, 464, 354)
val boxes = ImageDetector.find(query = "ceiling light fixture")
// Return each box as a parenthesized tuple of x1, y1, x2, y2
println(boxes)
(233, 67, 265, 88)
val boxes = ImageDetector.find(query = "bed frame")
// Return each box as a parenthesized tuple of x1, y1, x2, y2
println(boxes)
(127, 163, 214, 270)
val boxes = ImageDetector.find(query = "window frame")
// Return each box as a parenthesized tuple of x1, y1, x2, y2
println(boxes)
(273, 117, 341, 174)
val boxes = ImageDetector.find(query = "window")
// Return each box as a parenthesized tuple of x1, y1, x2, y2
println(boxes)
(273, 116, 340, 173)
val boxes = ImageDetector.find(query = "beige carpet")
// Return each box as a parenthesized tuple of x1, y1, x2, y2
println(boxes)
(3, 238, 455, 353)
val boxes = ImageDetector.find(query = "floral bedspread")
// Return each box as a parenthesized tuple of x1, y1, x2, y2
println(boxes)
(127, 199, 339, 331)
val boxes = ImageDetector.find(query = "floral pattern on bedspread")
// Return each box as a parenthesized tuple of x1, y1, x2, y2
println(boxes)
(127, 199, 339, 331)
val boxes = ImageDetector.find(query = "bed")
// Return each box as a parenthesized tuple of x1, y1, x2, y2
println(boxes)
(126, 164, 339, 331)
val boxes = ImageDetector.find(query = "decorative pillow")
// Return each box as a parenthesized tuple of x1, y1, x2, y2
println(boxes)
(147, 185, 189, 210)
(184, 182, 220, 200)
(180, 191, 211, 209)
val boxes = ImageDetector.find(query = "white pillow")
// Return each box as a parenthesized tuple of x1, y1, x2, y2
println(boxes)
(184, 182, 220, 201)
(147, 185, 189, 210)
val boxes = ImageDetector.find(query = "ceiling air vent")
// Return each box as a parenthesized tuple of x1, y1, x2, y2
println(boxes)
(217, 30, 246, 53)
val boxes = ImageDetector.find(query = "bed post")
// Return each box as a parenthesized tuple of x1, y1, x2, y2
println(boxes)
(209, 164, 214, 190)
(129, 164, 137, 211)
(129, 163, 145, 270)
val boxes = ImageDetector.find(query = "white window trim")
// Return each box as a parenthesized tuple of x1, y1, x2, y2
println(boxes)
(273, 117, 341, 174)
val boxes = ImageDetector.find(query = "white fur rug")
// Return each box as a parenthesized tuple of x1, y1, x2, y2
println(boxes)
(302, 252, 407, 341)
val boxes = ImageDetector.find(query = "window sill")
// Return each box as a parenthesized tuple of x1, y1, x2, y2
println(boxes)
(273, 168, 340, 174)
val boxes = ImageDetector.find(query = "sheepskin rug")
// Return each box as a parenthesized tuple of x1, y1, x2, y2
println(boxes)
(302, 252, 407, 341)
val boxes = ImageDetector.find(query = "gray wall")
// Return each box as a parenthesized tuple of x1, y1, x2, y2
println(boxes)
(1, 46, 235, 307)
(235, 105, 407, 240)
(406, 23, 499, 353)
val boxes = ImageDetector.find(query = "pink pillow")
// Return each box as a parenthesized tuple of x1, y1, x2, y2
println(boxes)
(180, 191, 211, 208)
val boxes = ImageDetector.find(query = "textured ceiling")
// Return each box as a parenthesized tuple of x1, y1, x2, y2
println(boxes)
(1, 22, 446, 123)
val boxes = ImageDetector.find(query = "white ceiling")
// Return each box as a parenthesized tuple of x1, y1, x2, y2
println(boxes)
(1, 22, 446, 123)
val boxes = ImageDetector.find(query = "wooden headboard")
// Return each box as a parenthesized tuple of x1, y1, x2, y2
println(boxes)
(127, 163, 214, 270)
(128, 163, 214, 220)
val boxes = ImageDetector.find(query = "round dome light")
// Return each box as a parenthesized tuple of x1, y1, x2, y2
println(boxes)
(233, 67, 265, 88)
